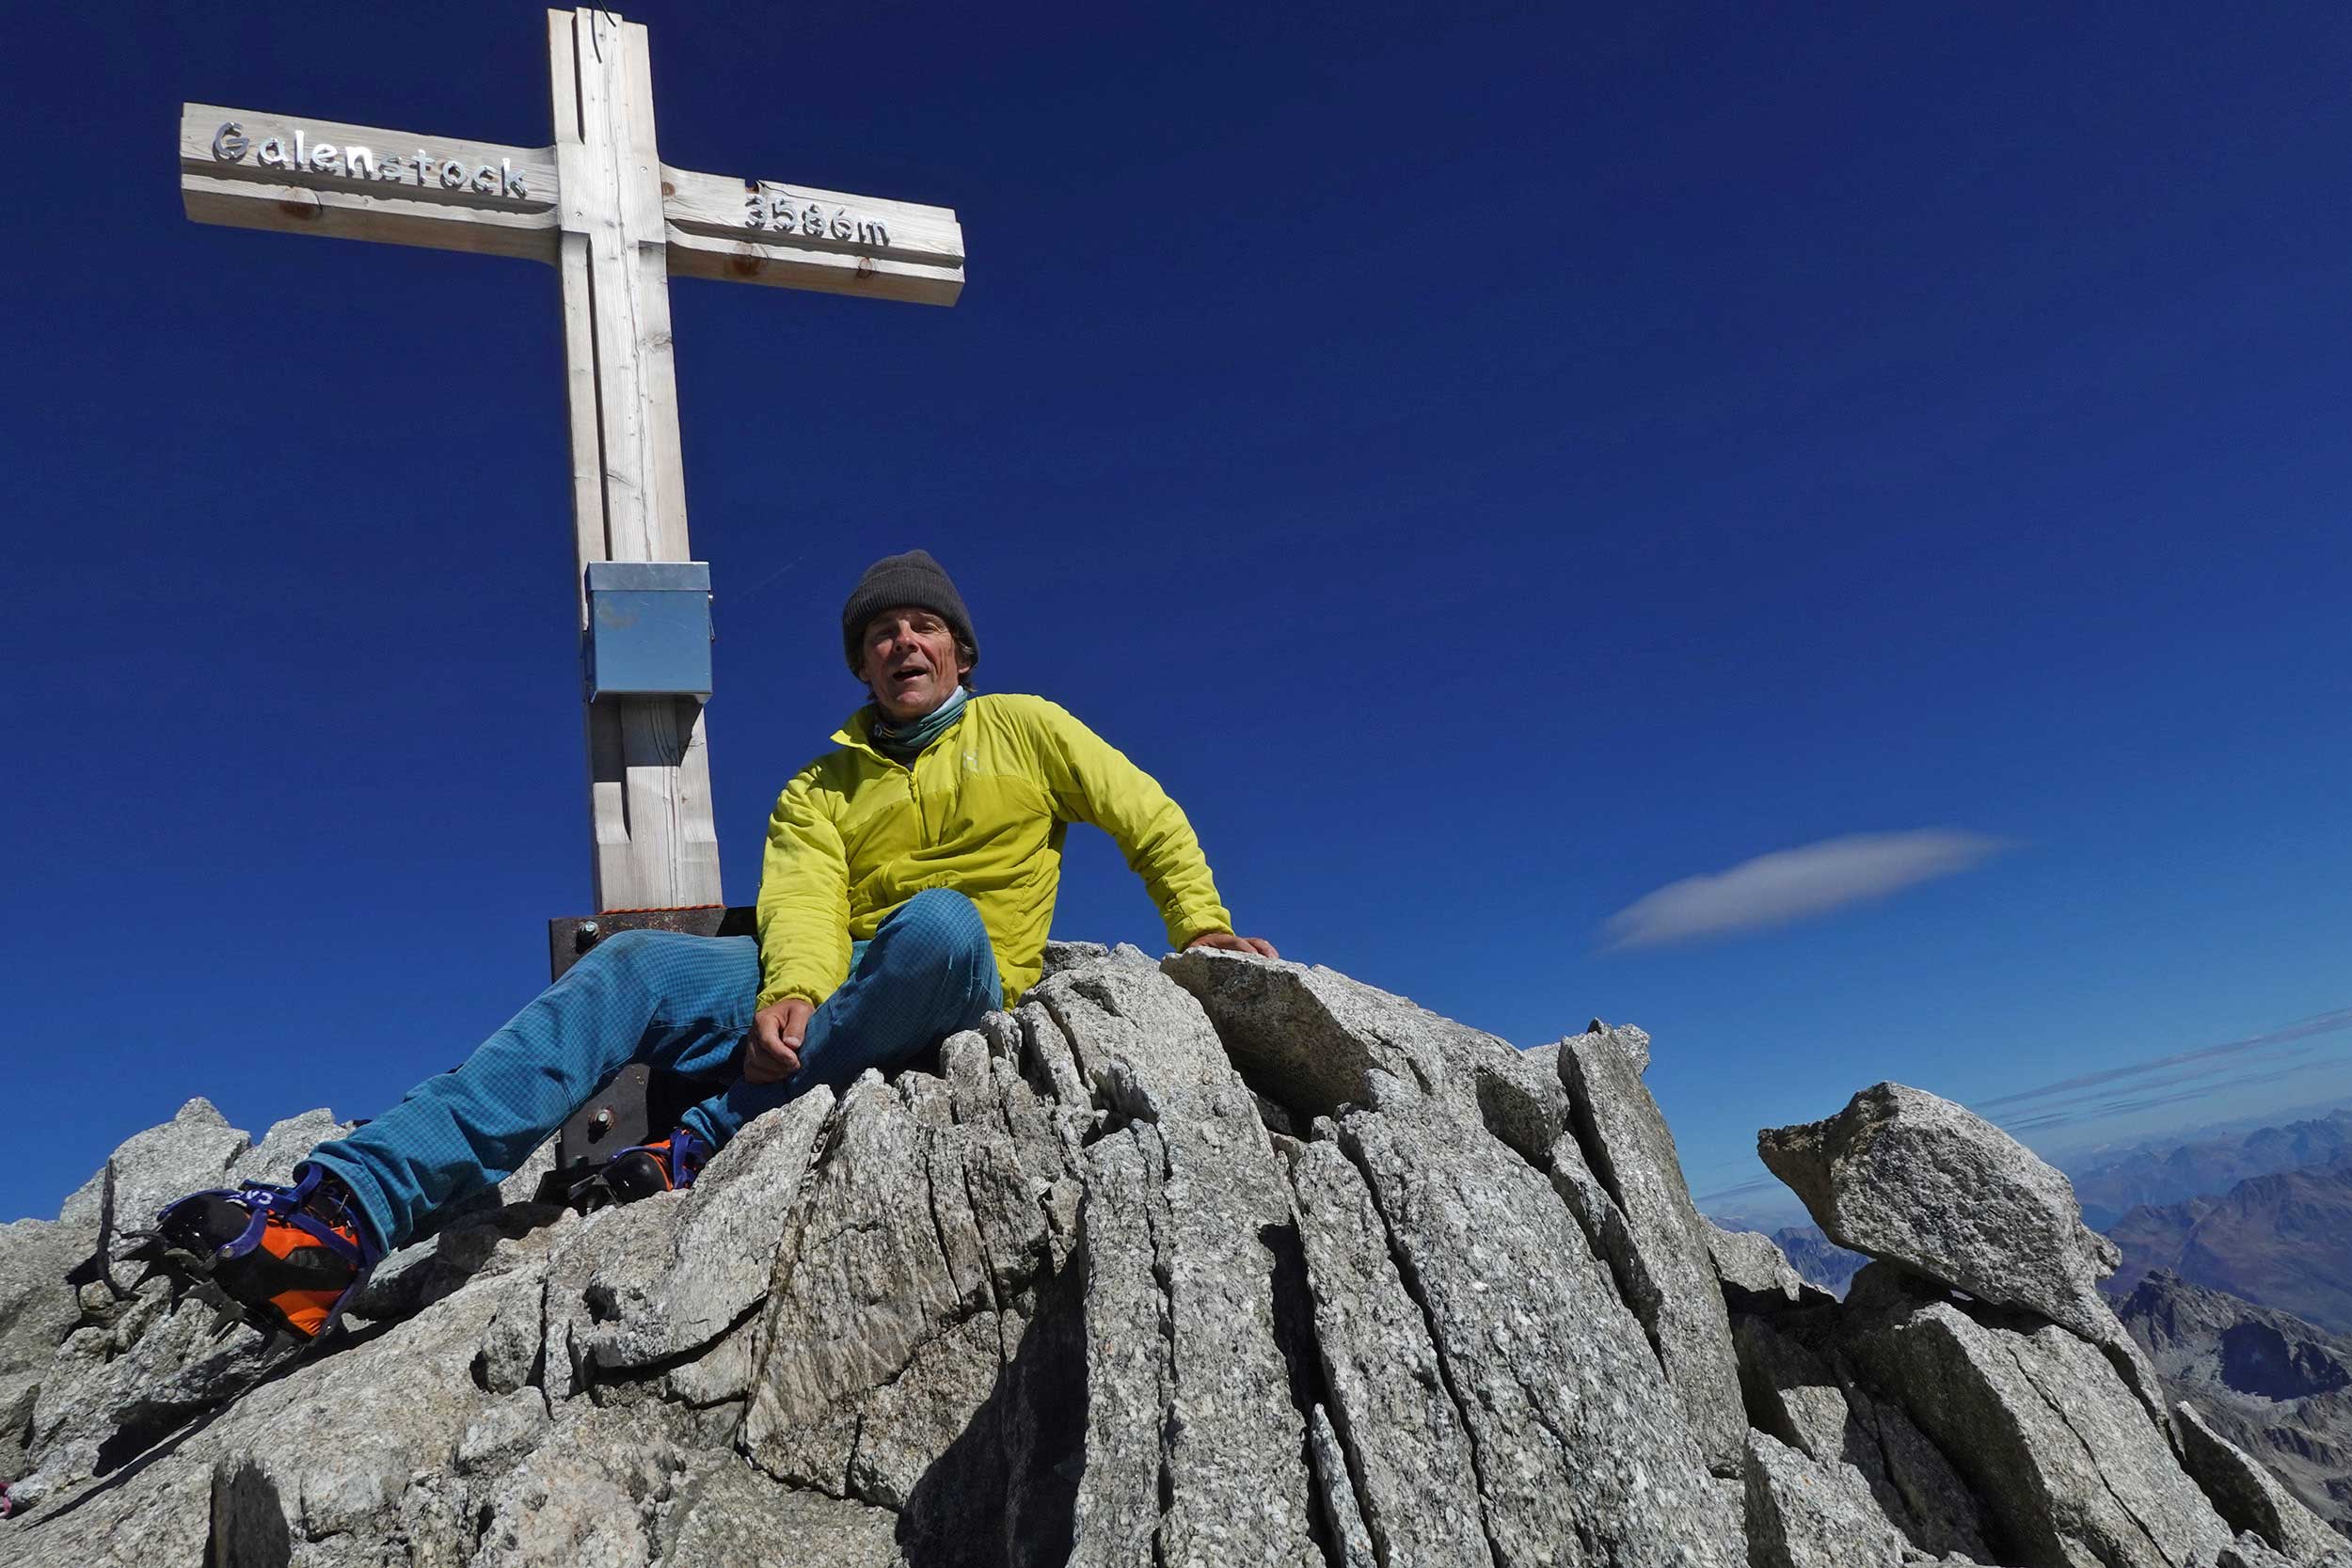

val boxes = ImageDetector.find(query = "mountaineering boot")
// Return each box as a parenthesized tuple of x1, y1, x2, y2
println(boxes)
(571, 1127, 709, 1209)
(145, 1163, 380, 1340)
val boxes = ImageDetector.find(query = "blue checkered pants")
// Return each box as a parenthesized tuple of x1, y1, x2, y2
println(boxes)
(307, 888, 1001, 1252)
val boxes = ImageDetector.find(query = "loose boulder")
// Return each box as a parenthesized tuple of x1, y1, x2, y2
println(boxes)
(1758, 1083, 2118, 1340)
(1758, 1081, 2167, 1419)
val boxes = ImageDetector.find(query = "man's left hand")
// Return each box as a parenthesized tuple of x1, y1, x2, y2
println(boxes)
(1184, 930, 1279, 959)
(744, 998, 812, 1085)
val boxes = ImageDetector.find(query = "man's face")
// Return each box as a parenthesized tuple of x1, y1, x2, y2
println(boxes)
(859, 606, 971, 724)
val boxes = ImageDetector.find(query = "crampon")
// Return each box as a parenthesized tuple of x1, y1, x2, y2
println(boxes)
(124, 1164, 379, 1344)
(565, 1127, 708, 1211)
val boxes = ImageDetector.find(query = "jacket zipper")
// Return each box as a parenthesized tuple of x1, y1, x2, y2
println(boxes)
(904, 755, 928, 845)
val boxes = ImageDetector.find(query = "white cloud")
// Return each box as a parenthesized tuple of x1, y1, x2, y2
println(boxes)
(1602, 830, 2013, 951)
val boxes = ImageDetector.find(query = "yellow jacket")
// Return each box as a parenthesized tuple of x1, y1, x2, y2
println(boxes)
(755, 693, 1232, 1009)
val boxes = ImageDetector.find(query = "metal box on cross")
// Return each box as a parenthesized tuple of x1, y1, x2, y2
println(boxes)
(584, 562, 713, 702)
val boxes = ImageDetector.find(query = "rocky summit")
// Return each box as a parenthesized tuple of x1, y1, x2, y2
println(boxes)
(1, 945, 2345, 1567)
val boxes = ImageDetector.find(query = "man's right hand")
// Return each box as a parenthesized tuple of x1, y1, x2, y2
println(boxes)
(746, 998, 812, 1085)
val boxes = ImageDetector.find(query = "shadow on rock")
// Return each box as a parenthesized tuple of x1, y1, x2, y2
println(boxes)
(896, 1255, 1086, 1567)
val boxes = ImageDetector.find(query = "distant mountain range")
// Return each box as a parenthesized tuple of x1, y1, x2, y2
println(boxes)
(1767, 1225, 1866, 1297)
(2067, 1108, 2352, 1229)
(2104, 1153, 2352, 1334)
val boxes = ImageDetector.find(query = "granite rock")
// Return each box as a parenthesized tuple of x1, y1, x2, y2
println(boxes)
(1759, 1082, 2167, 1422)
(1849, 1295, 2233, 1568)
(1041, 954, 1320, 1568)
(2172, 1400, 2348, 1566)
(1338, 1085, 1743, 1565)
(1726, 1306, 1994, 1560)
(11, 1260, 510, 1561)
(575, 1088, 833, 1373)
(1068, 1120, 1171, 1566)
(1284, 1135, 1487, 1565)
(2115, 1270, 2352, 1544)
(1708, 1218, 1830, 1307)
(226, 1108, 349, 1187)
(1560, 1021, 1749, 1475)
(1161, 947, 1568, 1166)
(1759, 1084, 2118, 1333)
(72, 1098, 250, 1264)
(0, 954, 2273, 1568)
(0, 1216, 92, 1476)
(1305, 1403, 1378, 1568)
(469, 1402, 691, 1568)
(739, 1072, 981, 1499)
(661, 1457, 909, 1567)
(2217, 1533, 2300, 1568)
(1742, 1429, 1908, 1567)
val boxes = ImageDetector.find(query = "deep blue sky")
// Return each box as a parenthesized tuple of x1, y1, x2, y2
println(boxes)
(8, 2, 2349, 1227)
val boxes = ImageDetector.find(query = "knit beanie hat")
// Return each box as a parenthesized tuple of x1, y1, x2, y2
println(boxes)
(840, 549, 978, 676)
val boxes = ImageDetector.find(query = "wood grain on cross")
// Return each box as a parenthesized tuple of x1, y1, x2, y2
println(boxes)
(178, 8, 965, 912)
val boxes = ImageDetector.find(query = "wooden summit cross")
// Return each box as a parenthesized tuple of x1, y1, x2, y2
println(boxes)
(180, 8, 964, 912)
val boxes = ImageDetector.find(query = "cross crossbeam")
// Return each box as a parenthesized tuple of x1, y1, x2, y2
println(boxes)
(177, 8, 966, 911)
(176, 102, 964, 304)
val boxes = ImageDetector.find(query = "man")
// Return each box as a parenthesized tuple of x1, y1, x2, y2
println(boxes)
(150, 549, 1275, 1341)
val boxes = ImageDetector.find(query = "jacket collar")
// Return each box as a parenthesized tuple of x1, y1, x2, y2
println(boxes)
(832, 705, 884, 761)
(832, 695, 973, 765)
